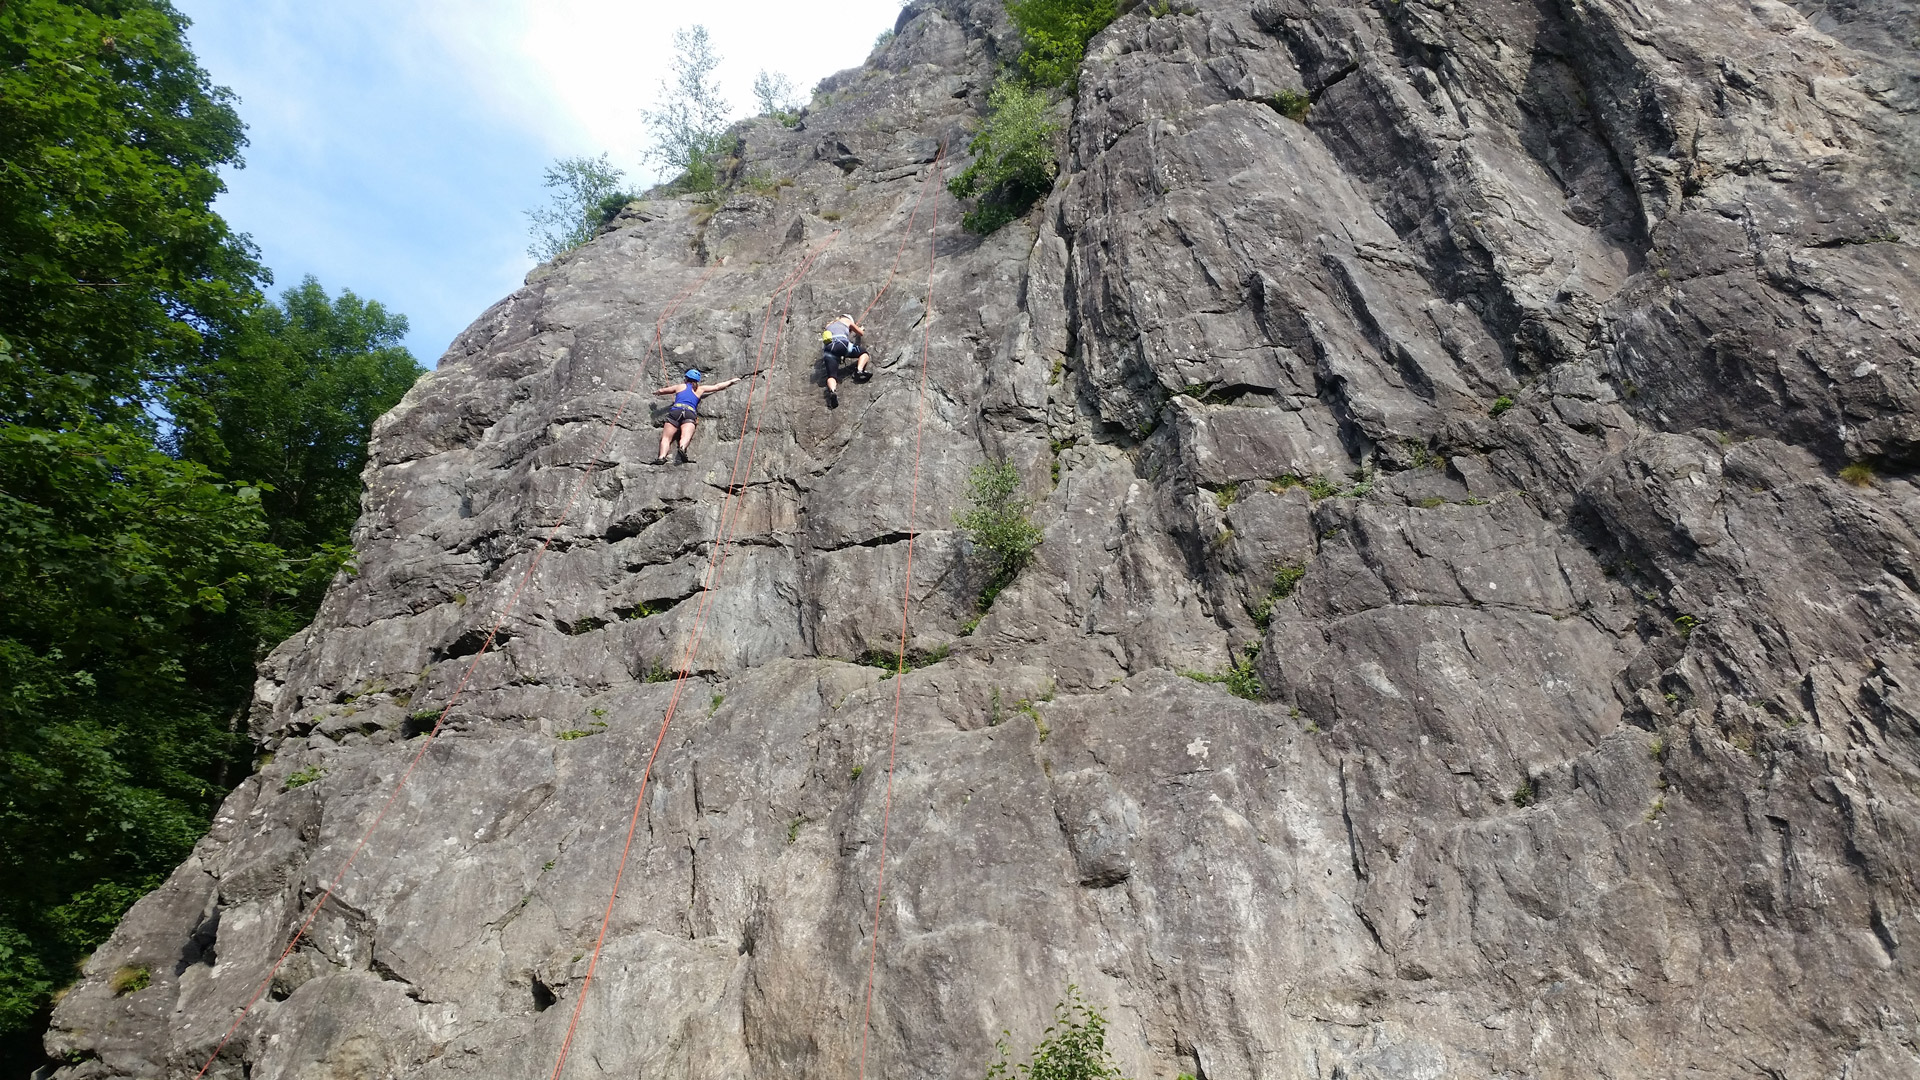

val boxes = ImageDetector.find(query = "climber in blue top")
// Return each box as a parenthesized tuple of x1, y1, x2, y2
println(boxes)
(652, 368, 742, 464)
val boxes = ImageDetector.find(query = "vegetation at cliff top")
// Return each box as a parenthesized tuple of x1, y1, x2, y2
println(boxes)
(526, 154, 631, 262)
(642, 25, 736, 194)
(0, 0, 423, 1061)
(1009, 0, 1121, 89)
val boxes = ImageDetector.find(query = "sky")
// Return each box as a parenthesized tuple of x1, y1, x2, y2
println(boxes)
(177, 0, 904, 363)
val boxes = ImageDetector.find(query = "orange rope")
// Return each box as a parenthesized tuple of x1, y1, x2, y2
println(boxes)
(857, 145, 946, 1080)
(190, 262, 721, 1078)
(545, 232, 838, 1080)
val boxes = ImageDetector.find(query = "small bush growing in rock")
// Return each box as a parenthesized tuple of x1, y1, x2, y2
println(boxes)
(1180, 645, 1264, 700)
(1839, 461, 1875, 487)
(283, 764, 325, 790)
(109, 965, 150, 997)
(1489, 395, 1515, 417)
(1266, 89, 1310, 121)
(948, 79, 1058, 234)
(956, 460, 1044, 609)
(984, 985, 1131, 1080)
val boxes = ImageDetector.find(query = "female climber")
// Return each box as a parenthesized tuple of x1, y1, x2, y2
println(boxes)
(653, 368, 742, 464)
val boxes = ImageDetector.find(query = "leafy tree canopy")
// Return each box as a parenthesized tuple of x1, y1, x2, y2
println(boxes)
(642, 25, 736, 192)
(0, 0, 261, 426)
(0, 4, 425, 1061)
(1008, 0, 1119, 89)
(525, 154, 629, 262)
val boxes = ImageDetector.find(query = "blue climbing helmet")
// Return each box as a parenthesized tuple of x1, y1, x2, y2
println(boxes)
(684, 368, 703, 381)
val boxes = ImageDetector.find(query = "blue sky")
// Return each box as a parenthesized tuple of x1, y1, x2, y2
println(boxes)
(178, 1, 904, 363)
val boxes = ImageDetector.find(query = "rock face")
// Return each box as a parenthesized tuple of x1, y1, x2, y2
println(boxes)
(46, 0, 1920, 1076)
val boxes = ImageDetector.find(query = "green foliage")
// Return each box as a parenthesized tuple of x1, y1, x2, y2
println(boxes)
(955, 461, 1044, 610)
(283, 764, 325, 789)
(947, 79, 1058, 234)
(1180, 645, 1265, 700)
(0, 6, 424, 1048)
(1249, 565, 1306, 629)
(0, 0, 260, 431)
(526, 154, 629, 261)
(1007, 0, 1120, 88)
(1265, 89, 1310, 121)
(643, 26, 736, 193)
(183, 277, 424, 580)
(1212, 485, 1238, 510)
(984, 986, 1130, 1080)
(858, 644, 952, 679)
(752, 69, 804, 127)
(1489, 395, 1515, 417)
(107, 965, 149, 997)
(1673, 613, 1700, 639)
(1839, 461, 1875, 487)
(1510, 778, 1536, 808)
(554, 722, 607, 741)
(1305, 475, 1341, 499)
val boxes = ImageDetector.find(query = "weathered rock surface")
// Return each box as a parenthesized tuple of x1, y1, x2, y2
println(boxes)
(47, 0, 1920, 1076)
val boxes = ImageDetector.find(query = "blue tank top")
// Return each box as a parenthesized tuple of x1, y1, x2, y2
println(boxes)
(672, 385, 701, 410)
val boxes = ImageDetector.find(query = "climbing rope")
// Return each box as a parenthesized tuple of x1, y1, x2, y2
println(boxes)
(546, 232, 838, 1080)
(189, 263, 721, 1079)
(857, 143, 946, 1080)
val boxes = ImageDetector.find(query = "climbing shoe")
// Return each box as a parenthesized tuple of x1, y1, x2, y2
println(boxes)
(827, 388, 839, 408)
(855, 369, 872, 383)
(679, 448, 696, 464)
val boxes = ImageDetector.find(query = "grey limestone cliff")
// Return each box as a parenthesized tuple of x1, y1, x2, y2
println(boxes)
(44, 0, 1920, 1076)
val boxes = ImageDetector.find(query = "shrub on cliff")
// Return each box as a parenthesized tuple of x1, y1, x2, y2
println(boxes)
(955, 460, 1043, 609)
(984, 986, 1131, 1080)
(947, 79, 1058, 234)
(1009, 0, 1120, 89)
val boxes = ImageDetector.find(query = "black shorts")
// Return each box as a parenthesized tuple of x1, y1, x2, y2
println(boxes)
(666, 403, 697, 425)
(821, 342, 866, 378)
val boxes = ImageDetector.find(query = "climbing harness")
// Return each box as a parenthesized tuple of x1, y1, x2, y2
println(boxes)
(188, 263, 722, 1079)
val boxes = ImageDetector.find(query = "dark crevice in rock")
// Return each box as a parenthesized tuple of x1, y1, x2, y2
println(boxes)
(531, 976, 556, 1012)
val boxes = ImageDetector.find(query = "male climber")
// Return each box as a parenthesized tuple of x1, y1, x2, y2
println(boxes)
(820, 313, 869, 407)
(653, 368, 742, 464)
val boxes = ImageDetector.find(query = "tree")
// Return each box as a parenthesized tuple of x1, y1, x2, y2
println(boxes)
(0, 5, 424, 1063)
(641, 25, 735, 192)
(947, 79, 1059, 234)
(180, 278, 425, 625)
(0, 0, 261, 430)
(752, 68, 803, 127)
(1007, 0, 1120, 89)
(525, 154, 629, 261)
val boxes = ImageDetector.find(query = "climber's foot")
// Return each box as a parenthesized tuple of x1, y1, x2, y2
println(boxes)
(826, 388, 839, 408)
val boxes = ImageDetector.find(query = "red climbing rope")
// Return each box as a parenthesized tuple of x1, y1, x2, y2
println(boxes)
(545, 232, 838, 1080)
(189, 262, 721, 1079)
(857, 144, 946, 1080)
